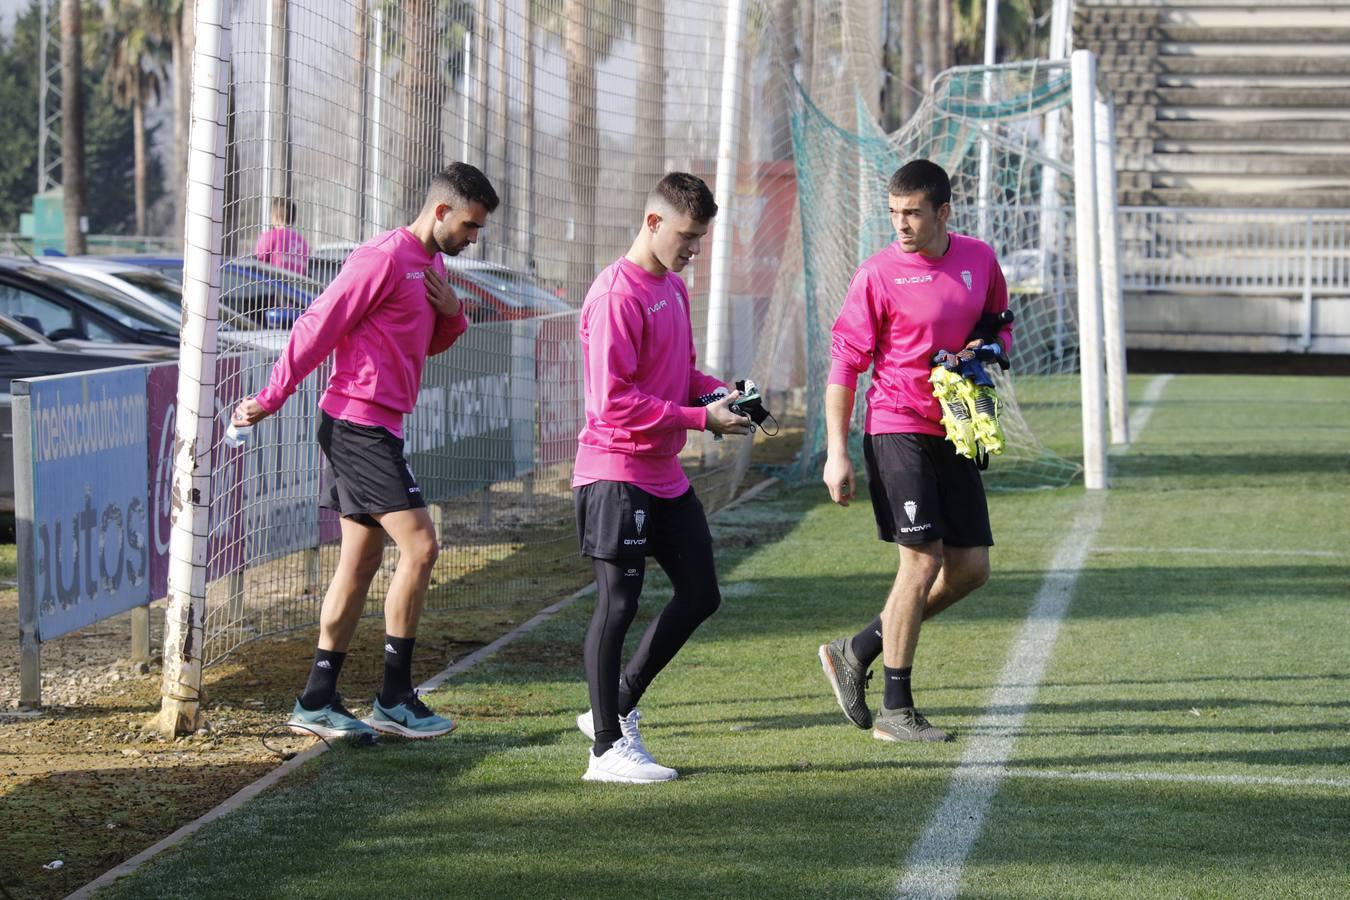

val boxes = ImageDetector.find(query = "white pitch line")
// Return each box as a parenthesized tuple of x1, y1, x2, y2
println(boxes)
(1110, 373, 1173, 455)
(895, 493, 1105, 900)
(1000, 767, 1350, 791)
(1094, 546, 1346, 559)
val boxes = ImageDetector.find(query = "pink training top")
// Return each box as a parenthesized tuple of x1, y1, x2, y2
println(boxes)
(254, 226, 311, 275)
(254, 227, 468, 437)
(572, 257, 726, 497)
(829, 233, 1012, 436)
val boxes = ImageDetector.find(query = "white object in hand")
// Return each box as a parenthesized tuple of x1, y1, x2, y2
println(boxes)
(224, 422, 252, 449)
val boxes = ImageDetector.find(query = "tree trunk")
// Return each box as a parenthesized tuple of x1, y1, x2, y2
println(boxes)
(900, 0, 917, 121)
(400, 0, 444, 218)
(767, 0, 798, 157)
(59, 0, 85, 254)
(633, 0, 664, 196)
(921, 0, 939, 101)
(494, 0, 512, 258)
(134, 80, 148, 235)
(175, 0, 195, 243)
(565, 1, 598, 305)
(523, 0, 536, 266)
(800, 0, 815, 94)
(938, 0, 953, 72)
(353, 0, 369, 239)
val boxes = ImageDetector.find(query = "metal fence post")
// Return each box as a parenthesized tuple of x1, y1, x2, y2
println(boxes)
(14, 383, 41, 709)
(1301, 212, 1314, 351)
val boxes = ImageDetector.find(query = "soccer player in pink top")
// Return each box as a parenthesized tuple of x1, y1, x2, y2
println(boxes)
(253, 198, 311, 275)
(818, 160, 1012, 743)
(230, 163, 499, 742)
(572, 172, 752, 784)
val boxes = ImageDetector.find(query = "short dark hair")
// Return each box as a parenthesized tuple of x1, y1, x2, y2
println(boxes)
(888, 159, 951, 210)
(427, 162, 500, 213)
(270, 197, 296, 225)
(650, 172, 718, 222)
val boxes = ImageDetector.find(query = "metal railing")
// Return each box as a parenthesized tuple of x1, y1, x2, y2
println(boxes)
(1119, 206, 1350, 349)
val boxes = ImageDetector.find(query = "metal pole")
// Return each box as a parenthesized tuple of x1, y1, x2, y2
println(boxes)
(370, 5, 385, 230)
(14, 383, 41, 709)
(705, 0, 747, 382)
(1071, 49, 1108, 490)
(1301, 213, 1314, 350)
(156, 0, 232, 736)
(976, 0, 999, 243)
(1040, 0, 1072, 327)
(1094, 94, 1130, 446)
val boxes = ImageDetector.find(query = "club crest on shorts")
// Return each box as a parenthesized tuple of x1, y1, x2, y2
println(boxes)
(634, 509, 646, 534)
(961, 270, 973, 292)
(903, 500, 918, 525)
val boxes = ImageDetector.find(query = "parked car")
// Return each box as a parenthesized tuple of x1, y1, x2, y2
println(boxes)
(309, 243, 570, 322)
(108, 255, 324, 328)
(0, 257, 179, 357)
(0, 314, 153, 513)
(43, 256, 289, 351)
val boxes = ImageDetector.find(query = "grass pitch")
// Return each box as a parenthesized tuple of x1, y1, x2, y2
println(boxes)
(99, 375, 1349, 899)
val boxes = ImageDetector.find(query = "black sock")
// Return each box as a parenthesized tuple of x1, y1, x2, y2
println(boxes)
(883, 666, 914, 710)
(850, 616, 884, 667)
(298, 648, 346, 710)
(378, 634, 416, 707)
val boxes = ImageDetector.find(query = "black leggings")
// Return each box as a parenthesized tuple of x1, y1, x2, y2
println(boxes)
(583, 541, 722, 751)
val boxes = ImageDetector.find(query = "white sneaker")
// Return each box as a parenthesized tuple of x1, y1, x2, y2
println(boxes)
(577, 708, 651, 758)
(582, 736, 678, 784)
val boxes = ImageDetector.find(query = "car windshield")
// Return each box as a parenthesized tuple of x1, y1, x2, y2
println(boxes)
(452, 266, 566, 312)
(117, 269, 262, 332)
(116, 269, 183, 306)
(23, 267, 177, 335)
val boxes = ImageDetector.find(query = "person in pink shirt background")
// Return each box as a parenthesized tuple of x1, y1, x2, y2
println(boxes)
(231, 163, 499, 743)
(254, 198, 311, 275)
(818, 159, 1012, 745)
(571, 172, 752, 784)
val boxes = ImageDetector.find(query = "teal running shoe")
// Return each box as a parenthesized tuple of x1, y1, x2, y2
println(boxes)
(930, 367, 978, 459)
(287, 694, 378, 742)
(367, 691, 458, 739)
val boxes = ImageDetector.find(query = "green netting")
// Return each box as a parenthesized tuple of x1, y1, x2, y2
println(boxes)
(783, 60, 1084, 491)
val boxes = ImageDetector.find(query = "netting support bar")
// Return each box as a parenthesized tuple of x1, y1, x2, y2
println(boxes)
(1070, 50, 1108, 489)
(157, 0, 231, 736)
(1094, 93, 1130, 446)
(976, 0, 999, 241)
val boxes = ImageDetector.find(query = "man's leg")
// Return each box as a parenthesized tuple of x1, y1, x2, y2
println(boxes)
(288, 518, 385, 740)
(298, 517, 386, 709)
(365, 507, 456, 738)
(583, 556, 644, 756)
(618, 539, 722, 714)
(848, 542, 990, 665)
(872, 540, 956, 742)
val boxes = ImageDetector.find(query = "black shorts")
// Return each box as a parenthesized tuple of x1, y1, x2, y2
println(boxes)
(574, 482, 712, 561)
(317, 412, 426, 527)
(862, 432, 993, 548)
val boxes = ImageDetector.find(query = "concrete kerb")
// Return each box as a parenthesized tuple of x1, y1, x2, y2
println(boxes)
(67, 476, 778, 898)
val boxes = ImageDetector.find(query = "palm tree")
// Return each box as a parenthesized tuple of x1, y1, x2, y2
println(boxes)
(553, 0, 628, 303)
(633, 0, 664, 198)
(102, 0, 170, 235)
(60, 0, 86, 254)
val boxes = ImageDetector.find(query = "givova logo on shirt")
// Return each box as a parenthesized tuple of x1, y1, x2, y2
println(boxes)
(893, 274, 934, 285)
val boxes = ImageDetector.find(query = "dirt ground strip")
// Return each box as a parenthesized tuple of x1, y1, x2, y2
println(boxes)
(0, 584, 588, 900)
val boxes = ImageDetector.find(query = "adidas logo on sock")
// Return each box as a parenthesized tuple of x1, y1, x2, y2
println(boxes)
(316, 660, 333, 670)
(384, 643, 397, 654)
